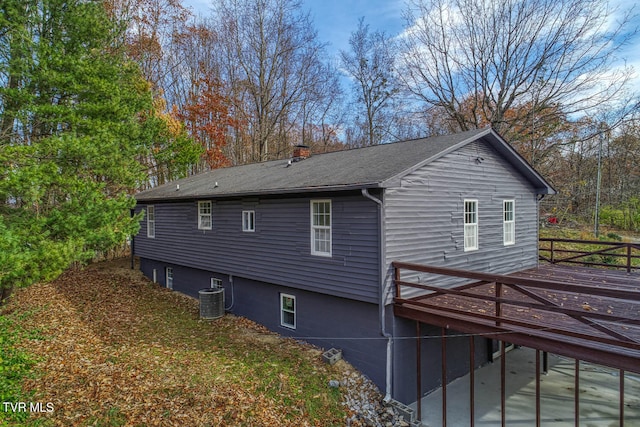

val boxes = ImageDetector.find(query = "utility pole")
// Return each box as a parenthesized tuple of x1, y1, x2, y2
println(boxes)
(594, 131, 604, 238)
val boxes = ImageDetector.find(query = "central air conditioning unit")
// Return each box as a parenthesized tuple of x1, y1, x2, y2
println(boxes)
(199, 280, 225, 319)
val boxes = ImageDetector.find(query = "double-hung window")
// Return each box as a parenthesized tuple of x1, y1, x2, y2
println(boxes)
(242, 210, 255, 232)
(198, 201, 212, 230)
(503, 200, 515, 245)
(280, 294, 296, 329)
(146, 206, 155, 238)
(464, 200, 478, 251)
(165, 267, 173, 290)
(311, 200, 331, 256)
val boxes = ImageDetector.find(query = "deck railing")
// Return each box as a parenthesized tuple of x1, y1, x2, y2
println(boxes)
(539, 238, 640, 272)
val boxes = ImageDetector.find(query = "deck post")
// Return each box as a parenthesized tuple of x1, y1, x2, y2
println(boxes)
(627, 244, 632, 273)
(620, 369, 625, 426)
(536, 350, 541, 427)
(416, 321, 422, 422)
(575, 359, 580, 427)
(470, 336, 475, 427)
(442, 328, 447, 427)
(501, 341, 506, 427)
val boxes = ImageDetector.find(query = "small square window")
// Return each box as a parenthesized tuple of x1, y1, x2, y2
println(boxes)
(280, 294, 296, 329)
(198, 201, 212, 230)
(211, 277, 223, 289)
(242, 210, 255, 232)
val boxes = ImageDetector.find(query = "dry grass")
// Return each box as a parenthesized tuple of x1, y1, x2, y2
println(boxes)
(2, 259, 351, 426)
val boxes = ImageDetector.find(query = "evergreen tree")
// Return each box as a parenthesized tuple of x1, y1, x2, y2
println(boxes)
(0, 0, 197, 301)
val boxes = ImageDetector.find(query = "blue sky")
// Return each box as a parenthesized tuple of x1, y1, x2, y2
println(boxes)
(182, 0, 406, 61)
(182, 0, 640, 93)
(301, 0, 406, 61)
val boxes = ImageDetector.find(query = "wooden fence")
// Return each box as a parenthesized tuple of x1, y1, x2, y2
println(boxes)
(539, 238, 640, 272)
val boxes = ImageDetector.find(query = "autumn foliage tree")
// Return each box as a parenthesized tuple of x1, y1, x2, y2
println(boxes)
(177, 74, 240, 170)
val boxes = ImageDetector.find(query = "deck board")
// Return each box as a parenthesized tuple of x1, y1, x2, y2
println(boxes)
(393, 263, 640, 373)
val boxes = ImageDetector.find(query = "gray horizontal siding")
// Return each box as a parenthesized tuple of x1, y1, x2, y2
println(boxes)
(384, 140, 540, 300)
(134, 193, 380, 303)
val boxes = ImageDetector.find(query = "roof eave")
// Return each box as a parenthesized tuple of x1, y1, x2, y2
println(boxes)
(135, 182, 383, 203)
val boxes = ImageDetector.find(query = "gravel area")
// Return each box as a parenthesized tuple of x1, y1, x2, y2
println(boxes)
(337, 369, 414, 427)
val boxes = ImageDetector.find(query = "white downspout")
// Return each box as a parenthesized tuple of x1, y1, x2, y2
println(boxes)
(362, 188, 393, 402)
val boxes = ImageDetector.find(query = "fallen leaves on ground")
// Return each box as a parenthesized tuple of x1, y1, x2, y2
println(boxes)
(3, 259, 349, 426)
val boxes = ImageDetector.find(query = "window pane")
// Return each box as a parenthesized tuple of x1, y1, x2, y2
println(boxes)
(200, 216, 211, 228)
(504, 222, 515, 243)
(313, 202, 330, 226)
(199, 201, 211, 214)
(464, 201, 477, 224)
(282, 311, 295, 327)
(314, 228, 330, 253)
(282, 296, 294, 311)
(504, 201, 514, 221)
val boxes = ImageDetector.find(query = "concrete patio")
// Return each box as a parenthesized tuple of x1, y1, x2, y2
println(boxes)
(416, 347, 640, 426)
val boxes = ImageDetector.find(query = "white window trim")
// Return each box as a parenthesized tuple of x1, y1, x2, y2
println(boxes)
(280, 293, 296, 329)
(310, 199, 332, 257)
(165, 267, 173, 290)
(503, 199, 516, 246)
(198, 201, 212, 230)
(464, 199, 478, 251)
(242, 210, 255, 232)
(146, 205, 155, 238)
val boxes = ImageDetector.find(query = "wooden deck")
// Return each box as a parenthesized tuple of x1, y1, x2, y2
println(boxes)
(393, 262, 640, 373)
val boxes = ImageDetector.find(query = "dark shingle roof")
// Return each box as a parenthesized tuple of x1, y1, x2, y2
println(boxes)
(135, 128, 554, 201)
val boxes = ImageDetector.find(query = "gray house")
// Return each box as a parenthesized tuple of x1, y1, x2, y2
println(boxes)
(133, 127, 555, 405)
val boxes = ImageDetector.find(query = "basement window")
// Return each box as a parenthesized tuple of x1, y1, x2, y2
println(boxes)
(280, 294, 296, 329)
(165, 267, 173, 290)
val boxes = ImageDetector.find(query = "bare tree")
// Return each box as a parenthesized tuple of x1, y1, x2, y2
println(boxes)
(399, 0, 638, 154)
(214, 0, 335, 162)
(340, 17, 399, 146)
(297, 61, 345, 151)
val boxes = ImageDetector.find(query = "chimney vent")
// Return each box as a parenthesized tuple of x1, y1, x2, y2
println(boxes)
(292, 145, 310, 160)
